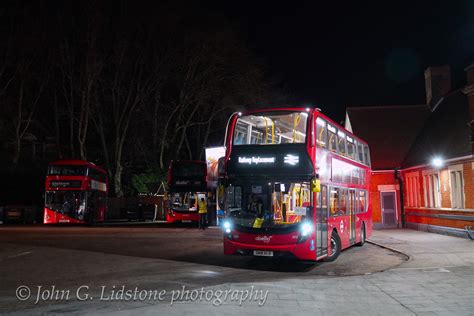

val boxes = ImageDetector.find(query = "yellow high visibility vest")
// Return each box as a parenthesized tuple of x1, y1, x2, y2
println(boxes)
(198, 201, 207, 214)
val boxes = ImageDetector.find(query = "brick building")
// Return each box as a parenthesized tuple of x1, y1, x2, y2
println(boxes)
(345, 63, 474, 238)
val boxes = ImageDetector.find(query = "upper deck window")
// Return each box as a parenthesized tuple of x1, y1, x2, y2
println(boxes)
(48, 165, 87, 176)
(233, 111, 307, 145)
(316, 118, 327, 148)
(346, 136, 355, 160)
(327, 124, 337, 152)
(363, 145, 371, 166)
(315, 117, 370, 167)
(337, 130, 347, 156)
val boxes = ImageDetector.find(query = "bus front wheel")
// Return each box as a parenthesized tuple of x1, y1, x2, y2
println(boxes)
(325, 231, 341, 262)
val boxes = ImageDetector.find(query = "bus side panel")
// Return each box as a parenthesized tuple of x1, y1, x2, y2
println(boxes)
(328, 216, 351, 250)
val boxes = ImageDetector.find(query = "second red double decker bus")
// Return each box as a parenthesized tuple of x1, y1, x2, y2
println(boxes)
(44, 160, 108, 224)
(221, 108, 372, 261)
(166, 160, 208, 224)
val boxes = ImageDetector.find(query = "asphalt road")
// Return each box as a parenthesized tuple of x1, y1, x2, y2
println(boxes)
(0, 223, 406, 313)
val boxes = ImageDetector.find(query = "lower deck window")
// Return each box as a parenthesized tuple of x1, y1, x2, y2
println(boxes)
(170, 192, 206, 211)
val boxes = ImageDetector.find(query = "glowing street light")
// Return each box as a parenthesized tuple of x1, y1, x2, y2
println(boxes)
(432, 157, 443, 168)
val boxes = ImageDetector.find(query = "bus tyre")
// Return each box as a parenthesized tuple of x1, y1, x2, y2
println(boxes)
(357, 224, 366, 246)
(325, 231, 341, 262)
(86, 211, 96, 226)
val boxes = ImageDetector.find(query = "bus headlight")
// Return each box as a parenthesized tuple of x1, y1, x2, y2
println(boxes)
(300, 222, 313, 237)
(223, 220, 232, 234)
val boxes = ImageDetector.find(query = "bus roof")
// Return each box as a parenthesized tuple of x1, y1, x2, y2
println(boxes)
(237, 107, 369, 146)
(48, 160, 106, 173)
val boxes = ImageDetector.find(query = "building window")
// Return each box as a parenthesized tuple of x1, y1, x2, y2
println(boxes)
(422, 170, 441, 208)
(405, 172, 420, 207)
(449, 168, 465, 209)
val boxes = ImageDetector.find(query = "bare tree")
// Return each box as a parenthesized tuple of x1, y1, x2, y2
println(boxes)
(7, 61, 46, 166)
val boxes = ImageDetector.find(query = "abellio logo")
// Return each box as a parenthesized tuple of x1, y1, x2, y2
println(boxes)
(255, 236, 272, 243)
(283, 154, 299, 166)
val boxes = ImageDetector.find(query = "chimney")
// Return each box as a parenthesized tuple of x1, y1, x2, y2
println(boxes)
(465, 63, 474, 153)
(424, 66, 451, 108)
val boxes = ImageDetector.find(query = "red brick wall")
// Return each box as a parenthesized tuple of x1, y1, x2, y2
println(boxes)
(405, 207, 474, 230)
(370, 171, 399, 226)
(464, 162, 474, 209)
(401, 160, 474, 233)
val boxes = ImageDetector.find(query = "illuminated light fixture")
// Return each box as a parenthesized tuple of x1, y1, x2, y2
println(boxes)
(306, 107, 310, 112)
(301, 222, 313, 237)
(223, 220, 232, 234)
(238, 112, 242, 116)
(432, 157, 443, 168)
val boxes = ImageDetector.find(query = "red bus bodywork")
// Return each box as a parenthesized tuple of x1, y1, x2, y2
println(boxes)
(44, 160, 108, 224)
(221, 108, 372, 261)
(166, 160, 207, 223)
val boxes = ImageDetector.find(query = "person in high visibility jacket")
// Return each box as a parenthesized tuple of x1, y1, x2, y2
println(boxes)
(198, 198, 207, 230)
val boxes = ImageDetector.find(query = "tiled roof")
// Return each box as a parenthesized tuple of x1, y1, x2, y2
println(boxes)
(402, 90, 471, 167)
(346, 105, 430, 170)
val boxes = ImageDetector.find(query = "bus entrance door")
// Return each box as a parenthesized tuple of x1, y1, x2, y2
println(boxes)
(349, 190, 356, 244)
(316, 185, 328, 258)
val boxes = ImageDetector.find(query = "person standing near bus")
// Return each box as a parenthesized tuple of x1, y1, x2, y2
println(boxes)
(198, 197, 207, 230)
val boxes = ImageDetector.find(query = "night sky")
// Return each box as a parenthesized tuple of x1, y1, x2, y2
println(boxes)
(207, 0, 474, 119)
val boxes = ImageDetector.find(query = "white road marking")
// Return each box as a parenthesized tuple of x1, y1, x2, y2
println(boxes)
(7, 251, 32, 259)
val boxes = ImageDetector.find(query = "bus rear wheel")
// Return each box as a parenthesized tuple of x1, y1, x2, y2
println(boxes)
(357, 223, 366, 246)
(325, 231, 341, 262)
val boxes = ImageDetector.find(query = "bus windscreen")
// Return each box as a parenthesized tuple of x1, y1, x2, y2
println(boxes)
(233, 111, 308, 145)
(225, 181, 312, 229)
(48, 165, 88, 176)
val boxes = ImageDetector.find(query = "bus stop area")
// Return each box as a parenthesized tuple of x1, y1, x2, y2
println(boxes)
(0, 226, 472, 315)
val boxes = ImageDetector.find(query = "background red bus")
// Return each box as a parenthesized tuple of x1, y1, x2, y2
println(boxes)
(221, 108, 372, 261)
(44, 160, 108, 224)
(166, 160, 208, 223)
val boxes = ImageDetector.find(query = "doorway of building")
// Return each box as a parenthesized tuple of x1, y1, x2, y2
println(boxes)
(381, 191, 397, 228)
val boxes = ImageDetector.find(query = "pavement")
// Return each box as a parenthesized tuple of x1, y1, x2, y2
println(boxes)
(0, 226, 472, 315)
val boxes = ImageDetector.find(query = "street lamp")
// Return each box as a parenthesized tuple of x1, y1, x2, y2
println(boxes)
(432, 157, 443, 168)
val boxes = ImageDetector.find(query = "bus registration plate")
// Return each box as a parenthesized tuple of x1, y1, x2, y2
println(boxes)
(253, 250, 273, 257)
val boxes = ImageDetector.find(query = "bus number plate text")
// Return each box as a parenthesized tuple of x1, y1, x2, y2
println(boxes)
(253, 250, 273, 257)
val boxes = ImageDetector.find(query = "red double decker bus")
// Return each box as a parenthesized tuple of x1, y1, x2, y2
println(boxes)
(44, 160, 108, 224)
(221, 108, 372, 261)
(166, 160, 208, 223)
